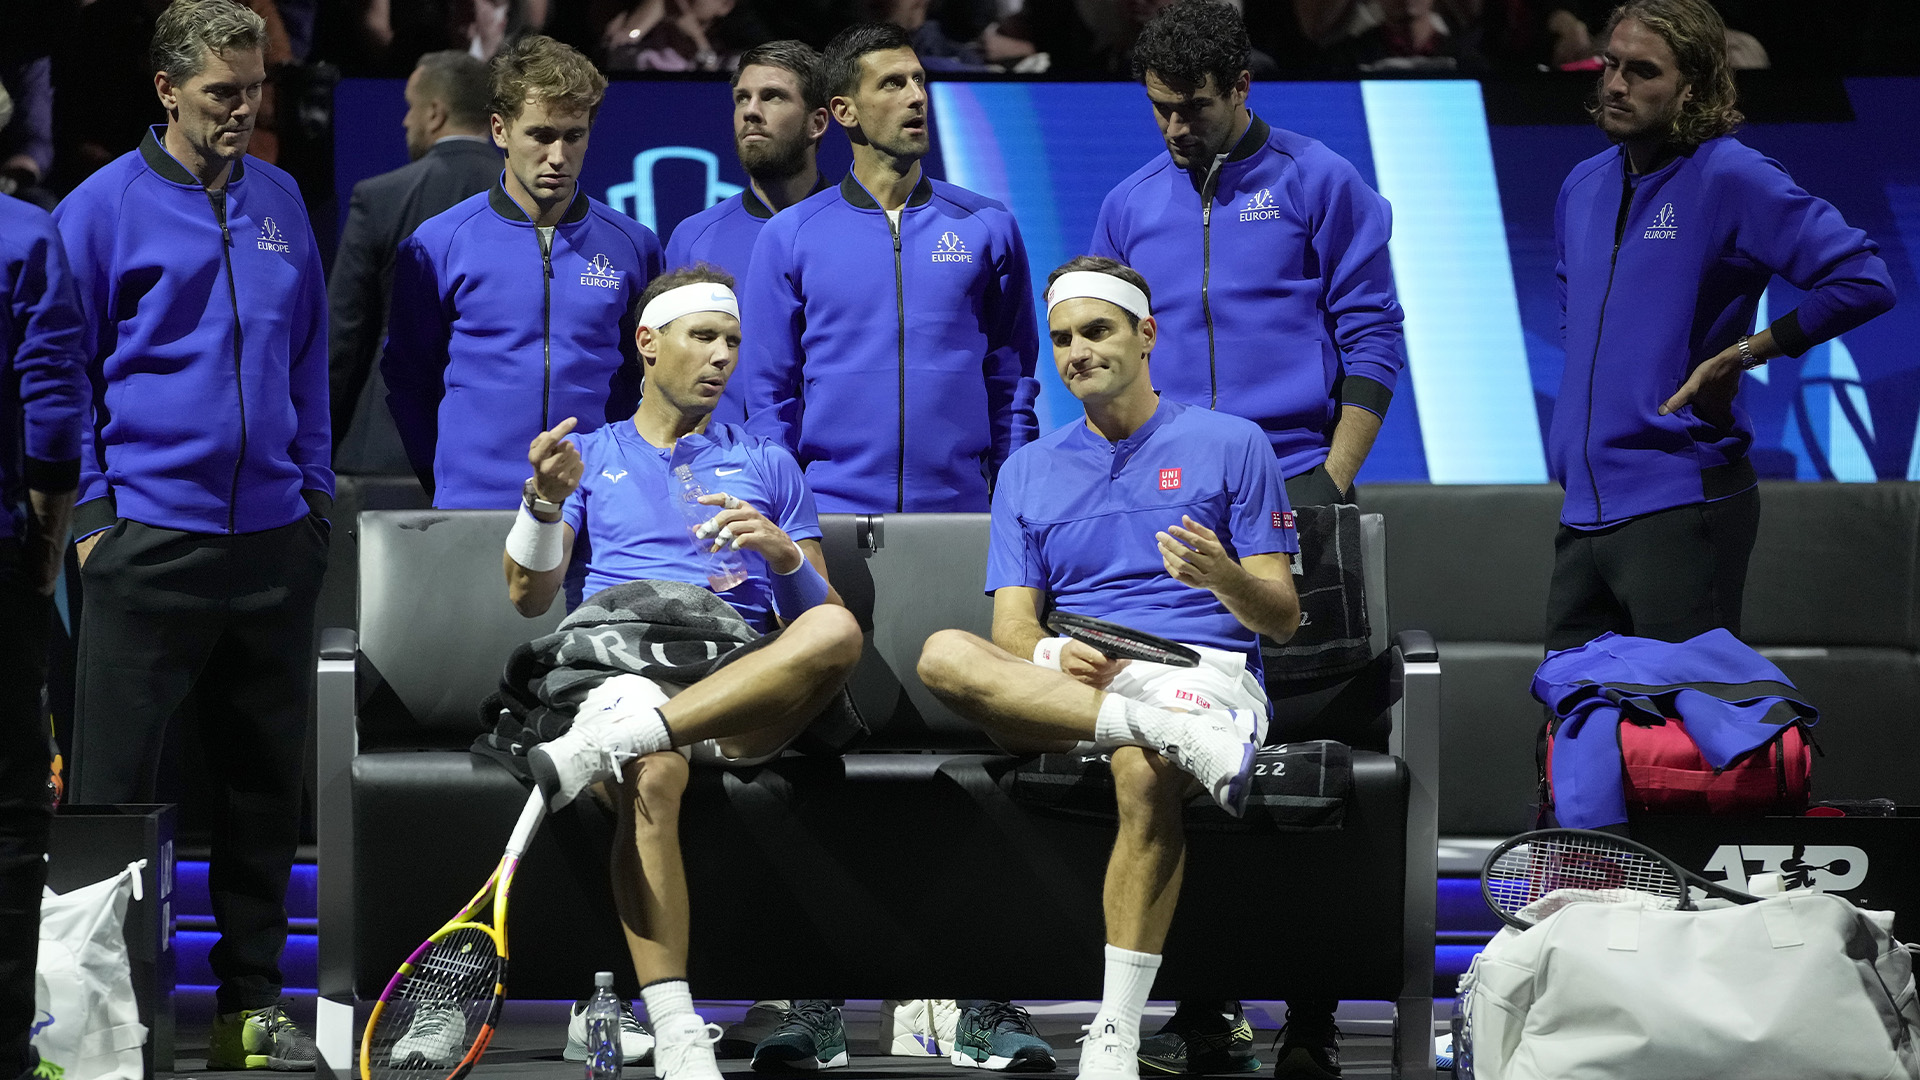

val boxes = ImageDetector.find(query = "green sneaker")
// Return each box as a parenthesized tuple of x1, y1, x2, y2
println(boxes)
(206, 1002, 318, 1071)
(750, 1000, 849, 1071)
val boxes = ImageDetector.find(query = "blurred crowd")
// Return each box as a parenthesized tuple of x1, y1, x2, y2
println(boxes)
(3, 0, 1918, 211)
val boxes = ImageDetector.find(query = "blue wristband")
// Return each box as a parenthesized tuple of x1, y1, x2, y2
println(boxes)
(771, 551, 830, 620)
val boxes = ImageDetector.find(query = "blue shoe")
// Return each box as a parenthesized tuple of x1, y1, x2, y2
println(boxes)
(751, 1001, 849, 1071)
(951, 1001, 1056, 1072)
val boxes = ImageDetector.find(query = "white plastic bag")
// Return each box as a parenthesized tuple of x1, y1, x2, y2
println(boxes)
(1465, 889, 1920, 1079)
(33, 860, 149, 1080)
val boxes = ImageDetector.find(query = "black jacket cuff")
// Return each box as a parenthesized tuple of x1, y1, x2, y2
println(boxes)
(24, 457, 80, 493)
(73, 496, 116, 539)
(1337, 375, 1394, 417)
(1769, 309, 1813, 359)
(303, 489, 335, 521)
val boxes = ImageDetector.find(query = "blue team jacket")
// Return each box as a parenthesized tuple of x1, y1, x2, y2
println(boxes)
(1092, 114, 1406, 478)
(54, 129, 333, 539)
(739, 172, 1039, 513)
(385, 183, 663, 508)
(1553, 137, 1895, 528)
(0, 194, 87, 542)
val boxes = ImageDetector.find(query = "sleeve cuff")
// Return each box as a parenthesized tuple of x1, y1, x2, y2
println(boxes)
(23, 456, 80, 493)
(1336, 374, 1394, 417)
(72, 496, 116, 540)
(303, 489, 335, 521)
(1768, 309, 1813, 359)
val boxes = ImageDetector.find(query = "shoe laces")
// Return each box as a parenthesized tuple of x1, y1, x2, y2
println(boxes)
(973, 1000, 1038, 1036)
(1272, 1008, 1341, 1051)
(620, 999, 649, 1035)
(1078, 1020, 1136, 1054)
(776, 1000, 841, 1038)
(411, 1004, 461, 1036)
(249, 1002, 302, 1035)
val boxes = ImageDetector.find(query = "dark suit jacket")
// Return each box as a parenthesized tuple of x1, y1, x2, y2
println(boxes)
(328, 136, 499, 473)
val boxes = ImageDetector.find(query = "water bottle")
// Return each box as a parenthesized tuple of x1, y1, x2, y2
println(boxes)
(673, 464, 747, 591)
(585, 971, 623, 1080)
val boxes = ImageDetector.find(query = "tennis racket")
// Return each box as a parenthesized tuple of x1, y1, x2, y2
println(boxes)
(1481, 827, 1760, 929)
(360, 789, 547, 1079)
(1046, 611, 1201, 667)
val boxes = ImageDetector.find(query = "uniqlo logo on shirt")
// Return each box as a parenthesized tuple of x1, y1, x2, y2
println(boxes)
(1159, 468, 1181, 490)
(1273, 511, 1295, 530)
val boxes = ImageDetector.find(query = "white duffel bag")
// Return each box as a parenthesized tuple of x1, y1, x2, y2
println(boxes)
(33, 860, 149, 1080)
(1463, 889, 1920, 1080)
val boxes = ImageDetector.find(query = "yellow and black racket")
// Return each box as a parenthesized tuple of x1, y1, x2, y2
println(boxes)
(360, 790, 547, 1080)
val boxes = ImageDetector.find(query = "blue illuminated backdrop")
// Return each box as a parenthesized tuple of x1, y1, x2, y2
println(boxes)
(332, 76, 1920, 484)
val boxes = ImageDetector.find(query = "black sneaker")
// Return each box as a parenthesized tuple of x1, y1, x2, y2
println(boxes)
(1138, 1001, 1259, 1075)
(751, 1000, 849, 1071)
(1271, 1006, 1340, 1080)
(951, 1001, 1056, 1071)
(719, 1000, 791, 1059)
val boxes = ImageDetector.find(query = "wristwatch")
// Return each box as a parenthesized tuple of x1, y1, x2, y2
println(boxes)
(523, 477, 563, 515)
(1735, 334, 1765, 370)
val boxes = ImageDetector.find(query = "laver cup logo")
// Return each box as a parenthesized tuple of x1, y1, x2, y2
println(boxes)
(932, 231, 973, 263)
(580, 253, 622, 289)
(256, 216, 291, 254)
(1643, 202, 1679, 240)
(1240, 188, 1283, 223)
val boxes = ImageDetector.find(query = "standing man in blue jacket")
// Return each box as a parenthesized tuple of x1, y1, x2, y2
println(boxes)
(384, 34, 664, 509)
(53, 0, 330, 1064)
(1545, 0, 1894, 653)
(0, 185, 86, 1080)
(739, 22, 1040, 515)
(1093, 3, 1405, 1075)
(665, 40, 830, 427)
(1092, 0, 1404, 511)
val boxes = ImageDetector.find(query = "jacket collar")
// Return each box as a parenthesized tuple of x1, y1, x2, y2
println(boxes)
(838, 170, 934, 212)
(1223, 111, 1271, 165)
(488, 177, 591, 225)
(741, 173, 831, 220)
(140, 126, 246, 187)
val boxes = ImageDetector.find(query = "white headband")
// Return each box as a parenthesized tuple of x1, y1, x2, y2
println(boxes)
(640, 282, 740, 330)
(1045, 270, 1152, 322)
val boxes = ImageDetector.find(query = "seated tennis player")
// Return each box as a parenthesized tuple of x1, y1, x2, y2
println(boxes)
(502, 265, 863, 1080)
(916, 256, 1301, 1080)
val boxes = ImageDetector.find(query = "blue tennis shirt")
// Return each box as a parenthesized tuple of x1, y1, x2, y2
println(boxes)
(561, 418, 822, 632)
(987, 398, 1298, 674)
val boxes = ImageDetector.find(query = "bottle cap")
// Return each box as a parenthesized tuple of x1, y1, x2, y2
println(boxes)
(594, 970, 616, 988)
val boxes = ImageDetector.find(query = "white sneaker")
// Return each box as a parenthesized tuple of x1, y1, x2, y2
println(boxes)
(1155, 708, 1259, 817)
(653, 1015, 725, 1080)
(564, 997, 655, 1063)
(878, 999, 960, 1056)
(1076, 1019, 1139, 1080)
(388, 1002, 467, 1068)
(529, 705, 660, 810)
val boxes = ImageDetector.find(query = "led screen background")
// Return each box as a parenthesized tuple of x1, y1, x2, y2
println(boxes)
(333, 77, 1920, 485)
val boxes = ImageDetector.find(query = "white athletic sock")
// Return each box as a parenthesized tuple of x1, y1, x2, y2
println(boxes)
(1092, 694, 1173, 752)
(613, 706, 674, 757)
(1090, 944, 1161, 1044)
(641, 978, 696, 1029)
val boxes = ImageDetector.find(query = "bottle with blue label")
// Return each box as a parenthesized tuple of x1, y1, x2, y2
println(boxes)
(585, 971, 623, 1080)
(673, 464, 747, 591)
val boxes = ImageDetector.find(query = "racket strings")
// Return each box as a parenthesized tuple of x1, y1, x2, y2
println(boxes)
(365, 926, 502, 1079)
(1485, 835, 1684, 917)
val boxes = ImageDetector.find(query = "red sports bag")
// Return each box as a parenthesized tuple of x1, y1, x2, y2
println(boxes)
(1544, 715, 1813, 819)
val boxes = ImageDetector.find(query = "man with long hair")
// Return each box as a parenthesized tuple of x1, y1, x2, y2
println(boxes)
(1545, 0, 1894, 652)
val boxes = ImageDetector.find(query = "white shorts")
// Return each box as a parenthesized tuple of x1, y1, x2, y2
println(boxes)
(1101, 643, 1271, 745)
(578, 672, 796, 768)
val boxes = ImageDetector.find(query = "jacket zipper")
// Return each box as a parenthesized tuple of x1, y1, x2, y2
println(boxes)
(539, 228, 554, 430)
(1582, 166, 1636, 525)
(1200, 155, 1225, 408)
(889, 211, 906, 513)
(209, 188, 246, 534)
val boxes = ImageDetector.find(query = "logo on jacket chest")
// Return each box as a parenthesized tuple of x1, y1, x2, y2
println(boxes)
(1239, 188, 1284, 223)
(580, 253, 622, 289)
(1159, 468, 1182, 490)
(1642, 202, 1679, 241)
(932, 231, 974, 263)
(256, 216, 291, 254)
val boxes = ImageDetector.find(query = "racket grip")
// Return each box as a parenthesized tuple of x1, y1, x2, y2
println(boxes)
(505, 788, 548, 857)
